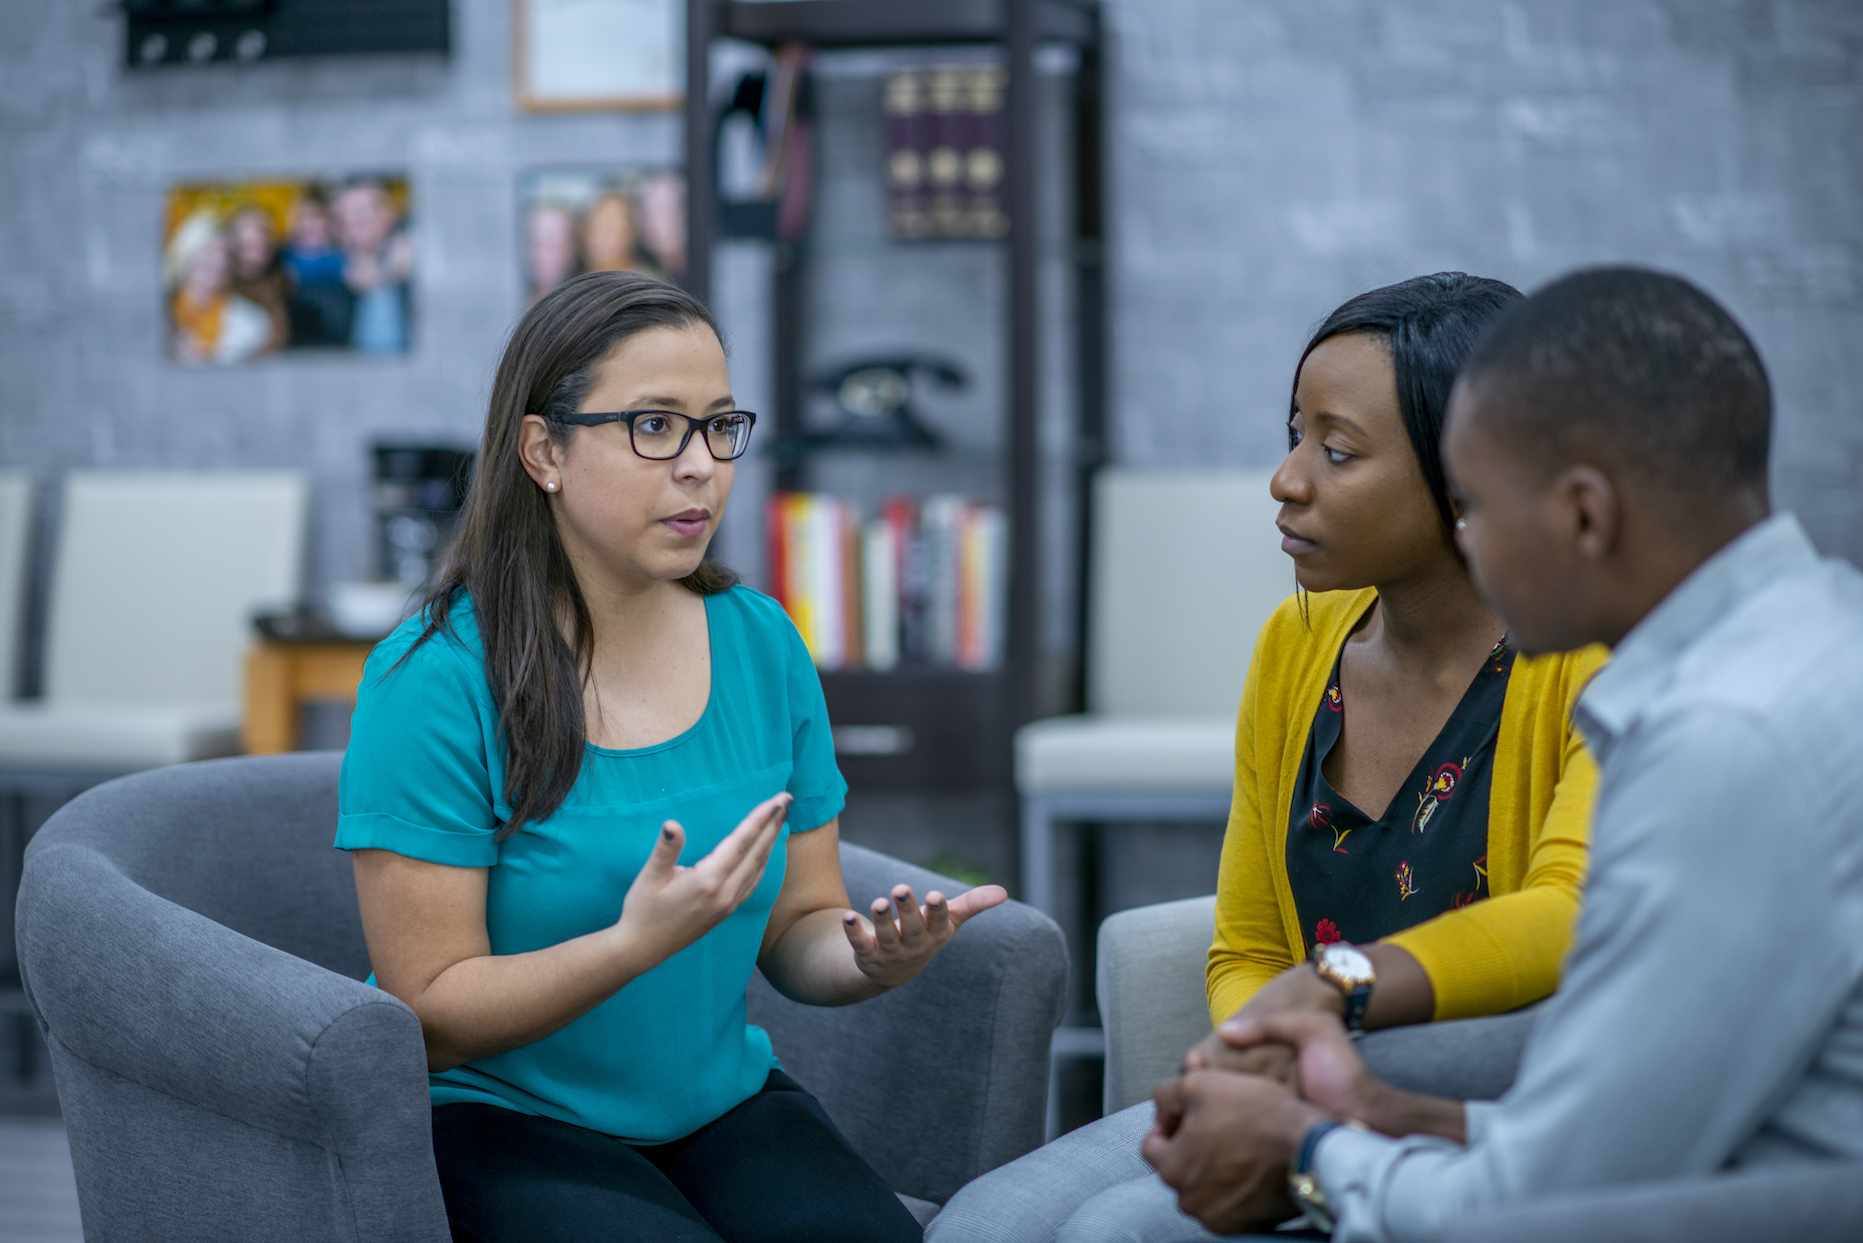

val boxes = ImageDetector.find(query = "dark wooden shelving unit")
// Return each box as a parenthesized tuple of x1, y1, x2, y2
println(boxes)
(683, 0, 1104, 805)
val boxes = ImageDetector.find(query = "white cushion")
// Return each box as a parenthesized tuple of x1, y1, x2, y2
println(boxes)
(0, 469, 31, 700)
(1088, 470, 1289, 716)
(0, 703, 241, 771)
(1015, 715, 1235, 793)
(45, 472, 307, 706)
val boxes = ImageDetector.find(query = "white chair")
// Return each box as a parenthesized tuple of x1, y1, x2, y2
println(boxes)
(0, 472, 308, 781)
(1017, 469, 1287, 1133)
(0, 470, 33, 701)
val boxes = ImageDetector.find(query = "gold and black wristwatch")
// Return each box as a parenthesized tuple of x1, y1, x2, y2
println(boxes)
(1310, 940, 1377, 1032)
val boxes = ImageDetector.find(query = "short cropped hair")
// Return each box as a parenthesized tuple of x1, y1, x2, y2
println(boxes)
(1458, 267, 1771, 498)
(1295, 272, 1523, 535)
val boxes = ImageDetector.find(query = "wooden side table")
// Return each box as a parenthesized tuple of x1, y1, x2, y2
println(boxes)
(243, 639, 378, 754)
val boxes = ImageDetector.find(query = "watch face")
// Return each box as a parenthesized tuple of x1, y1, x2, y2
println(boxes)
(1322, 944, 1374, 985)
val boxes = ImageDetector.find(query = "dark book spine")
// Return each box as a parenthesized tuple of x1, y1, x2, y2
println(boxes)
(965, 66, 1008, 238)
(884, 70, 930, 239)
(926, 66, 967, 237)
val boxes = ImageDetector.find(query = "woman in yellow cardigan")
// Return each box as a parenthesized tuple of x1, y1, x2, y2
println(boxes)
(927, 272, 1604, 1243)
(1194, 273, 1605, 1077)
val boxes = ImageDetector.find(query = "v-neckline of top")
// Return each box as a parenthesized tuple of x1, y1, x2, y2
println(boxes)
(1314, 634, 1512, 825)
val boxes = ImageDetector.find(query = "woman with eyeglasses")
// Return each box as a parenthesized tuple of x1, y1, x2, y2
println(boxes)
(337, 271, 1001, 1243)
(928, 273, 1606, 1243)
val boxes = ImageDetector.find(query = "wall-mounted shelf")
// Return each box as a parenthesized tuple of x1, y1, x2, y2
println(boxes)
(684, 0, 1104, 805)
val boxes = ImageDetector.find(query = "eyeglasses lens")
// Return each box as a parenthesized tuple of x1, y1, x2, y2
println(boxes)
(629, 414, 683, 459)
(630, 413, 752, 461)
(706, 414, 752, 460)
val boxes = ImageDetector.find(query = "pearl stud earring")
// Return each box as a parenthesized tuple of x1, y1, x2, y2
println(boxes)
(545, 481, 558, 493)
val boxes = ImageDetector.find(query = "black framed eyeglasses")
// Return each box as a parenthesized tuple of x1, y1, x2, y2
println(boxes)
(559, 409, 758, 461)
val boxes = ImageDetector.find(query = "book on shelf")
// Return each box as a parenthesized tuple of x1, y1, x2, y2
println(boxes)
(767, 491, 1005, 673)
(884, 64, 1006, 241)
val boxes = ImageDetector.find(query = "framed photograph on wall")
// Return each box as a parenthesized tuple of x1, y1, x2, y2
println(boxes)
(163, 173, 414, 366)
(520, 166, 686, 302)
(513, 0, 684, 112)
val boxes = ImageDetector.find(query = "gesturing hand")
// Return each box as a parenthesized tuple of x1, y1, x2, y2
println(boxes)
(840, 882, 1008, 988)
(615, 793, 791, 972)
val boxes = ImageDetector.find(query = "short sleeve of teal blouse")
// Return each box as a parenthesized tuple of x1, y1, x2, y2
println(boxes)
(334, 585, 847, 1145)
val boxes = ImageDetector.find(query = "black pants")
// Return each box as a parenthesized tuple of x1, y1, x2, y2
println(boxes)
(431, 1070, 923, 1243)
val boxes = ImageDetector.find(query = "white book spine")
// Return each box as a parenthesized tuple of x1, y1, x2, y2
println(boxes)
(808, 496, 845, 669)
(861, 518, 899, 670)
(977, 505, 1007, 670)
(922, 494, 963, 666)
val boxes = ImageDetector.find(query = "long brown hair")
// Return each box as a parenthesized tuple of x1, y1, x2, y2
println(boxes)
(407, 271, 739, 838)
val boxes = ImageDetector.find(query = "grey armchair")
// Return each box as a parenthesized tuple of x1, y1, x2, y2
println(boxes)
(1098, 896, 1863, 1243)
(16, 753, 1067, 1241)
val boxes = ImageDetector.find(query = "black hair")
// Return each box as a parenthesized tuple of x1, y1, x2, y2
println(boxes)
(1292, 273, 1524, 535)
(1296, 273, 1527, 536)
(1458, 266, 1771, 498)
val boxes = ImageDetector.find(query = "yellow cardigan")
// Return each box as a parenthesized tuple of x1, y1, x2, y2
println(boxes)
(1208, 588, 1607, 1025)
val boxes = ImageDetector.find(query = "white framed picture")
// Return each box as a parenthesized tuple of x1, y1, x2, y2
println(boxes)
(513, 0, 684, 113)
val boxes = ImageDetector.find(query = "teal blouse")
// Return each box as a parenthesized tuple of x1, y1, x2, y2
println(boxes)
(335, 585, 847, 1144)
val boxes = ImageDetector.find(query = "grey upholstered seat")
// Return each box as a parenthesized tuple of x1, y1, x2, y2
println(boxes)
(15, 752, 1067, 1241)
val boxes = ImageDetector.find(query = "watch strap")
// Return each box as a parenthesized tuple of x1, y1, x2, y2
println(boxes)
(1287, 1119, 1345, 1235)
(1310, 942, 1376, 1032)
(1341, 982, 1372, 1032)
(1294, 1118, 1345, 1175)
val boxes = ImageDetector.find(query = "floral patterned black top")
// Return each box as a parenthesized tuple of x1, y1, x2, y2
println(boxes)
(1286, 637, 1515, 953)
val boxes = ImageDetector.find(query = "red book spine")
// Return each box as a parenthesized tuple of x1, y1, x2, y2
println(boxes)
(766, 491, 788, 606)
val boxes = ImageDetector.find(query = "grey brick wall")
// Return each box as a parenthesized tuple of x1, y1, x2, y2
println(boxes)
(1, 0, 1859, 642)
(1106, 0, 1863, 560)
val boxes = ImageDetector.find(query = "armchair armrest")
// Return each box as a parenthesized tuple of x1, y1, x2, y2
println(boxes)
(1097, 895, 1217, 1114)
(17, 839, 446, 1237)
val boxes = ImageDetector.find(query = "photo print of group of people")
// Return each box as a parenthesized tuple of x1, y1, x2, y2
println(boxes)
(520, 167, 686, 302)
(161, 167, 687, 365)
(163, 174, 413, 365)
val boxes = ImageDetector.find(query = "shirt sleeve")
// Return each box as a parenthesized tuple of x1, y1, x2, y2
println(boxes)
(335, 631, 503, 868)
(1318, 709, 1840, 1242)
(777, 609, 848, 833)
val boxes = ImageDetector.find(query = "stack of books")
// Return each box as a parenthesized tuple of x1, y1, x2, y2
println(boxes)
(883, 64, 1008, 240)
(767, 492, 1007, 672)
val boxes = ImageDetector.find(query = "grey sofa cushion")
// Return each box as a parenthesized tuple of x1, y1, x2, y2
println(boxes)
(1356, 1005, 1539, 1103)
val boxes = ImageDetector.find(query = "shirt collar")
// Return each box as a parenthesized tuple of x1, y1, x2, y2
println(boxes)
(1575, 512, 1816, 751)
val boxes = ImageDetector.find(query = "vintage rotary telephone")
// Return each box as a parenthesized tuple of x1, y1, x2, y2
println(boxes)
(807, 354, 967, 448)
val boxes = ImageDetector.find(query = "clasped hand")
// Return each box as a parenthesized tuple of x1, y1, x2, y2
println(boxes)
(1144, 1011, 1383, 1235)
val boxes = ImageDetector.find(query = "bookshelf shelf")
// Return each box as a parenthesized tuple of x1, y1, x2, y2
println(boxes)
(685, 0, 1104, 802)
(820, 666, 1010, 788)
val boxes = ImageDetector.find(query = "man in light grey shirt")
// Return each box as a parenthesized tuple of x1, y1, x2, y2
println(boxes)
(1140, 268, 1863, 1241)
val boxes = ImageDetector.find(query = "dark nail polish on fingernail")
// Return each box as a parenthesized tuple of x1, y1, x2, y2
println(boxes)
(661, 827, 675, 840)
